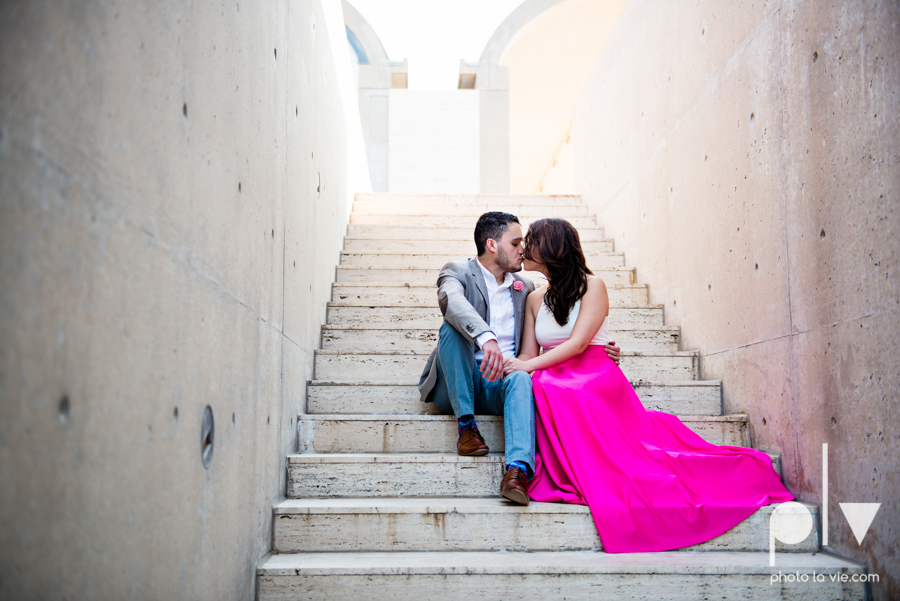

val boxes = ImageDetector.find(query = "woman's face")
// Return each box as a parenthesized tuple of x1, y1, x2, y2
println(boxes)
(523, 236, 544, 273)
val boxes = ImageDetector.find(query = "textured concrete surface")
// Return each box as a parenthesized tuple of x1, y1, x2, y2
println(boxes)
(573, 0, 899, 596)
(320, 325, 678, 353)
(325, 305, 663, 328)
(329, 282, 649, 306)
(348, 212, 598, 228)
(306, 380, 722, 415)
(285, 452, 782, 498)
(351, 201, 590, 215)
(0, 0, 365, 598)
(313, 350, 700, 382)
(346, 222, 607, 241)
(263, 548, 861, 573)
(286, 453, 505, 498)
(271, 497, 817, 553)
(296, 413, 746, 453)
(342, 237, 614, 253)
(338, 251, 625, 270)
(356, 192, 584, 205)
(258, 550, 866, 601)
(335, 265, 634, 285)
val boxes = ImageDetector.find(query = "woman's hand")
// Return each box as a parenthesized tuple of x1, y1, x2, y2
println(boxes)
(503, 356, 534, 375)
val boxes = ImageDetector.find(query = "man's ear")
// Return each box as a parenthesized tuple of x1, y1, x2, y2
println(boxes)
(485, 238, 497, 253)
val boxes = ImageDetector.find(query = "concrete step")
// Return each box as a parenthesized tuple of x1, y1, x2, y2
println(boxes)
(349, 214, 599, 228)
(346, 224, 606, 241)
(330, 284, 649, 308)
(296, 413, 748, 453)
(258, 550, 865, 601)
(352, 202, 591, 216)
(339, 251, 626, 270)
(271, 497, 818, 553)
(313, 350, 699, 383)
(354, 192, 584, 206)
(321, 325, 680, 353)
(341, 238, 615, 254)
(286, 452, 780, 498)
(306, 380, 722, 416)
(325, 305, 664, 329)
(335, 267, 634, 286)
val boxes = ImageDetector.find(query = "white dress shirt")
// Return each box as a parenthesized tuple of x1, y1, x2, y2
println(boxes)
(474, 258, 517, 361)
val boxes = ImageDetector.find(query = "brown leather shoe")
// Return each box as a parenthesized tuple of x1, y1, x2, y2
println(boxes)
(457, 424, 489, 456)
(500, 467, 530, 506)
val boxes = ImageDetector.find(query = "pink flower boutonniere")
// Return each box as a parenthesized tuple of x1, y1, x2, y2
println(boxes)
(513, 281, 525, 292)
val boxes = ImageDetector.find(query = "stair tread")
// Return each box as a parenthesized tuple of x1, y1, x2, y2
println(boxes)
(274, 497, 813, 515)
(342, 237, 614, 242)
(288, 452, 506, 463)
(330, 283, 636, 288)
(350, 212, 593, 216)
(259, 550, 862, 575)
(340, 250, 622, 256)
(321, 324, 679, 332)
(326, 301, 660, 308)
(286, 451, 778, 464)
(298, 413, 747, 422)
(313, 349, 700, 357)
(336, 265, 631, 271)
(308, 379, 722, 387)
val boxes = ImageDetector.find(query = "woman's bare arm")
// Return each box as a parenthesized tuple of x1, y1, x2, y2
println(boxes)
(503, 276, 609, 374)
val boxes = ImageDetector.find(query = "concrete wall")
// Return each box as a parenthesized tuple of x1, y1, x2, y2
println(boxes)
(0, 0, 367, 598)
(343, 0, 399, 193)
(496, 0, 627, 193)
(574, 0, 899, 596)
(459, 61, 511, 193)
(388, 90, 481, 193)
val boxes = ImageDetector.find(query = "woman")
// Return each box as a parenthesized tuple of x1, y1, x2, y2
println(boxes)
(502, 218, 794, 553)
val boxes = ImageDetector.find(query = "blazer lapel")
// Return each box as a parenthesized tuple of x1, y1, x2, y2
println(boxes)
(469, 258, 490, 321)
(512, 276, 526, 353)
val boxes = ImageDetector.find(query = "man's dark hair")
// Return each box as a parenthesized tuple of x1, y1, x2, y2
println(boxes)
(474, 212, 520, 256)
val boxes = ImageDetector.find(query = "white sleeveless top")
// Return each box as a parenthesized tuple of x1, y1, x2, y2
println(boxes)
(535, 298, 609, 350)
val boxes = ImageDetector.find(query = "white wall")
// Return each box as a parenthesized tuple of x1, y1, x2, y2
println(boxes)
(388, 90, 481, 193)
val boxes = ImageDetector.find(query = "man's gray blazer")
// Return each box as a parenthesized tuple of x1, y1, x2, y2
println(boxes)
(418, 257, 535, 403)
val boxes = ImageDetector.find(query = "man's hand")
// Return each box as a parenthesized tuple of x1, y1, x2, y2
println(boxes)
(605, 340, 621, 365)
(480, 339, 504, 383)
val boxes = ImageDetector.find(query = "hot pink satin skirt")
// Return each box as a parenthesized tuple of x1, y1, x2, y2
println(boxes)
(527, 345, 794, 553)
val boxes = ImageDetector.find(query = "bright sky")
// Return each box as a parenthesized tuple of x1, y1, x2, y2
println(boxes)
(347, 0, 526, 90)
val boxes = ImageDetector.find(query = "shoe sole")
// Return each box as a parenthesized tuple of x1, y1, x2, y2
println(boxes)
(457, 448, 489, 456)
(501, 488, 530, 506)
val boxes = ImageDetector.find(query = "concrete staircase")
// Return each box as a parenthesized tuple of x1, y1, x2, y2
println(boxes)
(258, 193, 866, 600)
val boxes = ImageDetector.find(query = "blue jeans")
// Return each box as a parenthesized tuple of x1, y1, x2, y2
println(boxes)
(431, 321, 535, 473)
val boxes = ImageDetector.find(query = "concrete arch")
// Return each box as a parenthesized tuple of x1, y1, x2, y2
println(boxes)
(479, 0, 568, 66)
(342, 0, 389, 66)
(477, 0, 629, 193)
(342, 1, 409, 191)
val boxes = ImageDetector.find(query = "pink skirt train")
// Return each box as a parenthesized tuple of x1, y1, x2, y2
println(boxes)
(527, 345, 794, 553)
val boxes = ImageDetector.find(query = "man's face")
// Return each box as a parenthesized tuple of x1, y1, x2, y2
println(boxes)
(493, 223, 524, 273)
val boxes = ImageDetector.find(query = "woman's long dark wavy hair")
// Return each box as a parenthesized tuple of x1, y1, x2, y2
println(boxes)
(524, 218, 592, 326)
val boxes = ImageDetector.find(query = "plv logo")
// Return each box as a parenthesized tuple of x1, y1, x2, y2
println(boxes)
(769, 444, 881, 566)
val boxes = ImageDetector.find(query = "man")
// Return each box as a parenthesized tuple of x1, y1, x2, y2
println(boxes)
(418, 212, 620, 505)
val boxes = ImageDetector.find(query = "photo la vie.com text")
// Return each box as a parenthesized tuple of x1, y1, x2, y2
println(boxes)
(769, 571, 879, 585)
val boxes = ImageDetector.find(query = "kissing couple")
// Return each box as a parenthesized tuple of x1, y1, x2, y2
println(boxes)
(418, 211, 793, 552)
